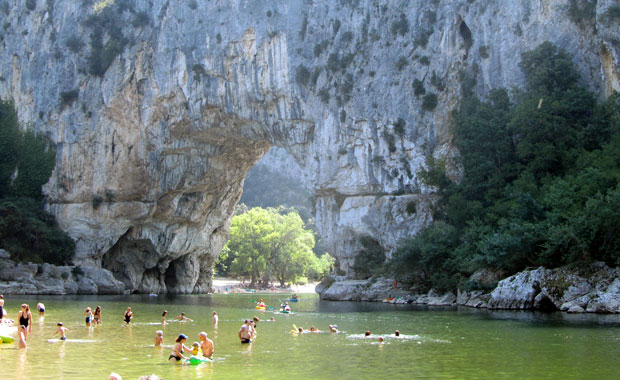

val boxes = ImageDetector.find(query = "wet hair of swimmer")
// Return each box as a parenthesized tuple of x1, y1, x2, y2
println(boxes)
(176, 334, 187, 343)
(365, 331, 371, 336)
(57, 323, 63, 326)
(162, 310, 168, 316)
(395, 330, 400, 336)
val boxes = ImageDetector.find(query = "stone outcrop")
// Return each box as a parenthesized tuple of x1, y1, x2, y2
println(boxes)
(0, 257, 125, 295)
(0, 1, 618, 292)
(317, 263, 620, 314)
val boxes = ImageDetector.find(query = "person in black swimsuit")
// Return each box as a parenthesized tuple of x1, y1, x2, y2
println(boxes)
(169, 334, 191, 362)
(17, 304, 33, 340)
(123, 307, 133, 324)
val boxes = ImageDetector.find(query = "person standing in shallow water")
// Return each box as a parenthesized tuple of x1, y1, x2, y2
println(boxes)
(17, 304, 33, 338)
(161, 310, 168, 325)
(238, 319, 252, 343)
(0, 294, 4, 321)
(212, 311, 218, 326)
(123, 307, 133, 325)
(93, 306, 102, 325)
(199, 331, 214, 358)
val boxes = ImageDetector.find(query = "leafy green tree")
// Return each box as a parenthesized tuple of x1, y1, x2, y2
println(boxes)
(0, 101, 21, 198)
(224, 206, 329, 286)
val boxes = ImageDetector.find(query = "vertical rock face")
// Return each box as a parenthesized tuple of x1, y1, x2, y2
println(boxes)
(0, 0, 617, 291)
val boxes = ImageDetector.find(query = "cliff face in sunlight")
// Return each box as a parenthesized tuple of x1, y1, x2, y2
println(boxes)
(0, 0, 617, 292)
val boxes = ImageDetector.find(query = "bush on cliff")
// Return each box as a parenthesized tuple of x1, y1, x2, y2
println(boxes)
(0, 101, 75, 265)
(393, 42, 620, 291)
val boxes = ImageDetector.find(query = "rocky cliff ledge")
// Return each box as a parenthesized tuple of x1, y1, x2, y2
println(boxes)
(0, 0, 618, 292)
(317, 263, 620, 313)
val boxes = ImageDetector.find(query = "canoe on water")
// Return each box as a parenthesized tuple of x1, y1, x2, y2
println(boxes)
(0, 335, 15, 344)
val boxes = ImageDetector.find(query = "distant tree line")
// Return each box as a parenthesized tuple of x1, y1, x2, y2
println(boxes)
(384, 42, 620, 291)
(0, 101, 74, 264)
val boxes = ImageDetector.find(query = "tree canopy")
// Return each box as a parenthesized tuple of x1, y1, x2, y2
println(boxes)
(217, 206, 333, 286)
(0, 101, 75, 264)
(392, 42, 620, 292)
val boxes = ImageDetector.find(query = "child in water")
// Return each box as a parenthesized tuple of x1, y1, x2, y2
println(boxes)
(84, 307, 93, 327)
(55, 322, 70, 340)
(191, 341, 200, 355)
(154, 331, 164, 346)
(174, 312, 193, 322)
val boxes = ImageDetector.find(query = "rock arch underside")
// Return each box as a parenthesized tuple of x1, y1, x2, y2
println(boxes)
(0, 0, 618, 293)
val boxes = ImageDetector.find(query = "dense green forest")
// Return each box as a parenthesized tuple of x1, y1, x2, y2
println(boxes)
(216, 206, 333, 286)
(388, 42, 620, 291)
(0, 101, 75, 264)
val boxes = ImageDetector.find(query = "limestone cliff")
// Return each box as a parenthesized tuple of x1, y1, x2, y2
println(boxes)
(0, 0, 618, 293)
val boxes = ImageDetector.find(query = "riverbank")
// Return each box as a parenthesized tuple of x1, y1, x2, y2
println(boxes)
(316, 262, 620, 314)
(212, 277, 317, 294)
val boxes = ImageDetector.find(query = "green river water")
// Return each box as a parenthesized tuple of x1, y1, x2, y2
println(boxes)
(0, 293, 619, 380)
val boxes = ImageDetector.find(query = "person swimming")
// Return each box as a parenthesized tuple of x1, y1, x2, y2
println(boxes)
(84, 307, 93, 327)
(395, 330, 400, 337)
(329, 325, 339, 333)
(154, 331, 164, 346)
(55, 322, 70, 340)
(174, 312, 193, 322)
(123, 307, 133, 324)
(365, 330, 371, 337)
(169, 334, 191, 362)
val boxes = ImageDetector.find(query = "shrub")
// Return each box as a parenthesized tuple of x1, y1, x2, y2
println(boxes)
(340, 110, 346, 123)
(391, 13, 409, 36)
(479, 45, 489, 59)
(605, 5, 620, 20)
(72, 266, 84, 278)
(394, 118, 406, 136)
(332, 19, 341, 35)
(66, 36, 84, 54)
(567, 0, 596, 26)
(327, 53, 340, 72)
(296, 65, 310, 86)
(26, 0, 36, 11)
(188, 0, 198, 10)
(406, 201, 417, 214)
(132, 11, 150, 28)
(92, 195, 103, 209)
(311, 67, 322, 86)
(413, 79, 426, 96)
(341, 31, 354, 43)
(422, 93, 438, 111)
(60, 89, 79, 107)
(192, 64, 206, 79)
(395, 56, 408, 71)
(371, 156, 385, 164)
(104, 189, 114, 203)
(318, 88, 330, 103)
(419, 56, 430, 65)
(338, 147, 348, 155)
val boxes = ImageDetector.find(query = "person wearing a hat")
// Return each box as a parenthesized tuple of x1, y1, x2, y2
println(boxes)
(169, 334, 191, 362)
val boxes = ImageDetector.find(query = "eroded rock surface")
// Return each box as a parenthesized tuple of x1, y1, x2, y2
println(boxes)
(0, 1, 618, 292)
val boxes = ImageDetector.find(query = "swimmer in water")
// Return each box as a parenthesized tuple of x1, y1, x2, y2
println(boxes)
(395, 330, 400, 337)
(169, 334, 191, 362)
(37, 302, 45, 317)
(17, 304, 33, 338)
(329, 325, 339, 333)
(154, 331, 164, 346)
(93, 306, 102, 325)
(238, 319, 252, 343)
(55, 322, 70, 341)
(378, 336, 384, 343)
(161, 310, 168, 325)
(84, 307, 93, 327)
(199, 331, 214, 358)
(123, 307, 133, 325)
(365, 330, 371, 337)
(174, 312, 193, 322)
(191, 341, 200, 355)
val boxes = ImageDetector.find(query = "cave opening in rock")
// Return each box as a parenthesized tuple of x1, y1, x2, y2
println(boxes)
(164, 259, 179, 290)
(459, 20, 473, 56)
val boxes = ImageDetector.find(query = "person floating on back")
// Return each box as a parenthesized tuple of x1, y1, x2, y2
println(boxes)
(55, 322, 70, 341)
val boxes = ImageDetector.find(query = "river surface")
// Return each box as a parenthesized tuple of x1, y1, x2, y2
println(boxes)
(0, 294, 619, 380)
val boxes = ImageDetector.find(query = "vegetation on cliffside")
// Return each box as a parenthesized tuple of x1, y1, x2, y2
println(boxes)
(0, 101, 75, 265)
(389, 42, 620, 291)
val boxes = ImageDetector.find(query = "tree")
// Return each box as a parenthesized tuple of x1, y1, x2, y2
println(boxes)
(224, 206, 326, 286)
